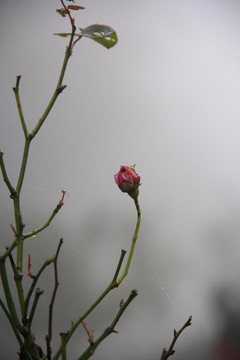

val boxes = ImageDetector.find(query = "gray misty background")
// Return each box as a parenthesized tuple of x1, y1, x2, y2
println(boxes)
(1, 0, 240, 359)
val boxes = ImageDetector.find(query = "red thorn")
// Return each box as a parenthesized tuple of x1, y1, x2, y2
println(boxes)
(27, 254, 35, 279)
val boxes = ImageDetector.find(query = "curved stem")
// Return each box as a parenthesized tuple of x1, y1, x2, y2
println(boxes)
(117, 197, 141, 285)
(23, 191, 67, 239)
(0, 152, 16, 197)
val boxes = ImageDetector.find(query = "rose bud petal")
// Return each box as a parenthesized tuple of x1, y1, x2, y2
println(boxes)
(114, 165, 140, 199)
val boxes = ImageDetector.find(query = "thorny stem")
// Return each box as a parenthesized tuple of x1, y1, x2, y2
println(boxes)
(11, 16, 76, 273)
(117, 197, 141, 285)
(77, 289, 138, 360)
(52, 250, 126, 360)
(161, 316, 192, 360)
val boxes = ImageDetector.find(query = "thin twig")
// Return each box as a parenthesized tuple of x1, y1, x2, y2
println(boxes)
(23, 191, 67, 239)
(28, 288, 44, 327)
(23, 257, 55, 324)
(77, 289, 138, 360)
(0, 151, 16, 198)
(12, 75, 28, 138)
(60, 0, 75, 27)
(161, 316, 192, 360)
(46, 239, 64, 360)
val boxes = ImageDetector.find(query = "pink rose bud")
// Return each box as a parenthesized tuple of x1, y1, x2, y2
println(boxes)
(114, 165, 140, 199)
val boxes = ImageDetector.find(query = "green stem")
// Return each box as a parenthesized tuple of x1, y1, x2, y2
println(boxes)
(117, 197, 141, 285)
(77, 289, 138, 360)
(13, 75, 28, 138)
(13, 23, 76, 271)
(30, 25, 76, 139)
(8, 251, 25, 316)
(0, 260, 23, 333)
(0, 151, 16, 197)
(0, 298, 23, 347)
(0, 238, 18, 262)
(23, 257, 55, 324)
(13, 195, 24, 272)
(23, 203, 63, 239)
(52, 250, 126, 360)
(60, 333, 68, 360)
(16, 137, 31, 194)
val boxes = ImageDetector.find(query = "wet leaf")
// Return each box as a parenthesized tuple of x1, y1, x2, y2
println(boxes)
(80, 24, 118, 49)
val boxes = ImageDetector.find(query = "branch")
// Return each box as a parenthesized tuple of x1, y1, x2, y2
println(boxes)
(0, 298, 23, 347)
(0, 260, 23, 333)
(29, 15, 76, 139)
(12, 75, 28, 138)
(16, 137, 31, 194)
(46, 239, 63, 360)
(0, 151, 16, 198)
(161, 316, 192, 360)
(28, 288, 44, 327)
(7, 250, 25, 315)
(52, 249, 126, 360)
(77, 289, 138, 360)
(23, 191, 67, 239)
(23, 256, 55, 324)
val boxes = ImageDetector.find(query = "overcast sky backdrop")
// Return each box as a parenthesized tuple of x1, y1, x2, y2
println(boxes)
(1, 0, 240, 359)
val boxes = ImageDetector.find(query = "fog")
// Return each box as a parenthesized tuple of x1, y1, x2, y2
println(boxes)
(1, 0, 240, 359)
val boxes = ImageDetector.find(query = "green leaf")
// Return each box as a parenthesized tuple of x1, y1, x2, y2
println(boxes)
(80, 24, 118, 49)
(54, 33, 74, 37)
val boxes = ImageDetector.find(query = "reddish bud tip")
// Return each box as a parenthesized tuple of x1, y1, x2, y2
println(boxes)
(114, 165, 140, 199)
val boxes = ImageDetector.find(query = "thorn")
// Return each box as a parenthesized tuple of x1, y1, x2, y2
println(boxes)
(27, 254, 35, 279)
